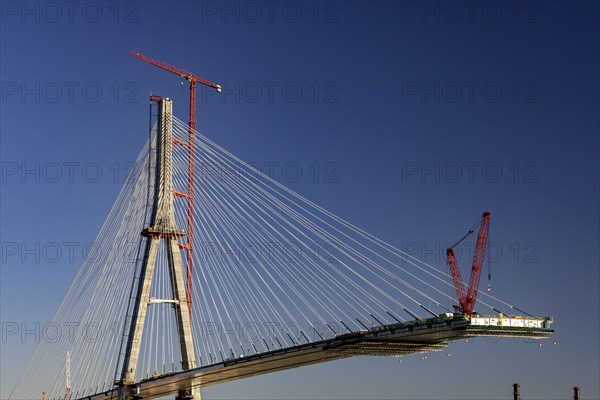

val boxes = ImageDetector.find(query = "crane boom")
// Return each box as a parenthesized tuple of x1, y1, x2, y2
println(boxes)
(446, 212, 491, 315)
(131, 51, 221, 91)
(446, 248, 466, 308)
(466, 212, 491, 310)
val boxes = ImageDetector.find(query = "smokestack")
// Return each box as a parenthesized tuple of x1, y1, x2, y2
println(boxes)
(513, 383, 521, 400)
(573, 387, 580, 400)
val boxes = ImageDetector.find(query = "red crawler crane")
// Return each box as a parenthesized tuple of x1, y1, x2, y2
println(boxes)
(132, 51, 222, 319)
(446, 212, 491, 315)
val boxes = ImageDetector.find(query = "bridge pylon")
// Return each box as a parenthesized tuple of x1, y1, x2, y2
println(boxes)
(117, 97, 199, 400)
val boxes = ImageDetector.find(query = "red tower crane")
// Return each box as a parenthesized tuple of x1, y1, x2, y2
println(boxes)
(446, 211, 491, 315)
(132, 51, 222, 319)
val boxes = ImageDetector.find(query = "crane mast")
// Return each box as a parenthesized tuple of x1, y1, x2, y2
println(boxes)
(131, 51, 221, 319)
(446, 212, 491, 315)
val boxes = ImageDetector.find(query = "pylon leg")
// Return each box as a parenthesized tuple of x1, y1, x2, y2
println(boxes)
(121, 237, 160, 383)
(167, 237, 196, 370)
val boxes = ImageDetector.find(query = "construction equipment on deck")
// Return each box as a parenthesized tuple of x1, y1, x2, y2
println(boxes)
(446, 212, 491, 315)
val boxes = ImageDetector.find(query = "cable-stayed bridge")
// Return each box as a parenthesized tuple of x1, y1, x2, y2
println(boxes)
(9, 97, 553, 400)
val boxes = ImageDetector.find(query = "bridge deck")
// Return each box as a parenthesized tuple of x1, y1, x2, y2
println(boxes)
(81, 315, 553, 400)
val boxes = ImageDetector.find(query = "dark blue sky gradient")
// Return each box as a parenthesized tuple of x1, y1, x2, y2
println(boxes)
(1, 1, 599, 399)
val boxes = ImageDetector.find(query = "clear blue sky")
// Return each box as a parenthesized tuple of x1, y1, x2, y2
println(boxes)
(1, 1, 599, 399)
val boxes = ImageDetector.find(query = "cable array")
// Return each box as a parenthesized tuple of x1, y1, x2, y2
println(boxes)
(10, 115, 527, 400)
(10, 133, 155, 399)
